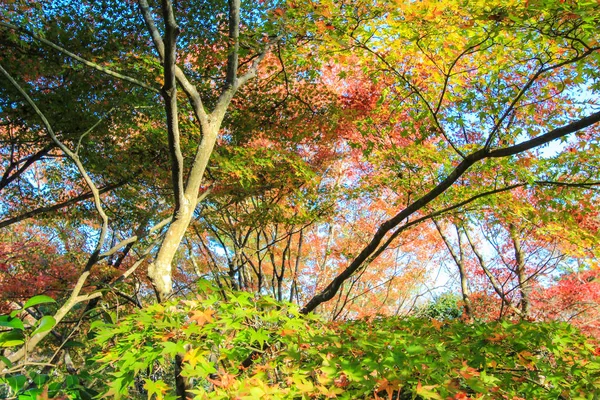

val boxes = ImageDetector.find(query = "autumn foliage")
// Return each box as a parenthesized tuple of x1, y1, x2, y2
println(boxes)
(1, 0, 600, 398)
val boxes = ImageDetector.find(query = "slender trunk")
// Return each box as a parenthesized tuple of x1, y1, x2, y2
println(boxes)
(464, 228, 523, 318)
(314, 224, 334, 293)
(433, 220, 473, 319)
(509, 224, 530, 318)
(175, 350, 192, 400)
(453, 227, 473, 319)
(289, 229, 303, 303)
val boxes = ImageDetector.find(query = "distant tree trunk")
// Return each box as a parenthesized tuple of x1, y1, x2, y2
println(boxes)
(456, 257, 473, 319)
(175, 351, 192, 399)
(509, 224, 530, 319)
(433, 220, 473, 320)
(289, 229, 304, 303)
(464, 228, 523, 319)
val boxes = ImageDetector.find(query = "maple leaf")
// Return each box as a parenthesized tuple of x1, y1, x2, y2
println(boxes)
(144, 379, 169, 400)
(160, 330, 176, 342)
(316, 384, 344, 398)
(333, 372, 349, 388)
(189, 308, 214, 327)
(375, 378, 402, 400)
(487, 332, 508, 343)
(415, 381, 442, 400)
(207, 370, 237, 389)
(279, 328, 297, 336)
(516, 351, 536, 370)
(430, 319, 443, 331)
(293, 377, 315, 393)
(182, 348, 203, 368)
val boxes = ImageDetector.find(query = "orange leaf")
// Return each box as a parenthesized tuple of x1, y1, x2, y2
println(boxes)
(207, 370, 237, 389)
(334, 372, 349, 388)
(431, 319, 443, 331)
(189, 308, 214, 326)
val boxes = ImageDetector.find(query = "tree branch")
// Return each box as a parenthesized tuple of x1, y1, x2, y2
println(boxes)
(137, 0, 209, 126)
(0, 64, 109, 260)
(0, 21, 160, 93)
(0, 64, 112, 366)
(0, 179, 127, 229)
(159, 0, 185, 212)
(0, 143, 54, 192)
(300, 111, 600, 314)
(99, 188, 212, 259)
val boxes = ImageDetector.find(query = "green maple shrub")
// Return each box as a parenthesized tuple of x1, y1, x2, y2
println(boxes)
(414, 292, 464, 321)
(0, 295, 96, 399)
(90, 282, 600, 399)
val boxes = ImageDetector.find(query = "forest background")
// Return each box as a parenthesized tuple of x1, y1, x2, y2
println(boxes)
(1, 0, 600, 398)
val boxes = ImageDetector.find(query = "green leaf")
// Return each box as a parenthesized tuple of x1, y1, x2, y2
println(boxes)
(62, 340, 86, 348)
(30, 372, 49, 386)
(0, 355, 13, 368)
(406, 345, 426, 354)
(0, 315, 25, 330)
(0, 330, 25, 347)
(161, 341, 186, 356)
(144, 379, 168, 400)
(89, 320, 108, 331)
(31, 316, 56, 336)
(416, 382, 442, 399)
(23, 295, 56, 310)
(6, 374, 27, 391)
(250, 328, 270, 348)
(66, 374, 79, 387)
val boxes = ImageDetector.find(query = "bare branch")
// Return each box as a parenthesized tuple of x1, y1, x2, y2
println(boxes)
(100, 188, 212, 259)
(0, 64, 113, 365)
(484, 47, 600, 149)
(0, 144, 54, 191)
(463, 227, 523, 318)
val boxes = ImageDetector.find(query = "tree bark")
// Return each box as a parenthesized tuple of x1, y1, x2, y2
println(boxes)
(433, 220, 473, 319)
(509, 224, 531, 318)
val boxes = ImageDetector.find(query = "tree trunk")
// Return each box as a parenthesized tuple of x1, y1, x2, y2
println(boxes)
(509, 224, 530, 319)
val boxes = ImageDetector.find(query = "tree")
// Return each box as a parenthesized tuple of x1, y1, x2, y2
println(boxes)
(1, 0, 600, 394)
(297, 0, 600, 314)
(1, 0, 289, 376)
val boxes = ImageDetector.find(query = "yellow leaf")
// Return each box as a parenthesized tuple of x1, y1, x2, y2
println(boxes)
(416, 381, 442, 400)
(182, 348, 203, 368)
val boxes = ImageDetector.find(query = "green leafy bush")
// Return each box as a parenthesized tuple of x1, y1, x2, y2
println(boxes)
(414, 292, 463, 321)
(0, 295, 96, 399)
(91, 282, 600, 399)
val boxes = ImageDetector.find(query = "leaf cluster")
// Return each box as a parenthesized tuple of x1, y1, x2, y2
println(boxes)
(90, 282, 600, 399)
(0, 296, 95, 399)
